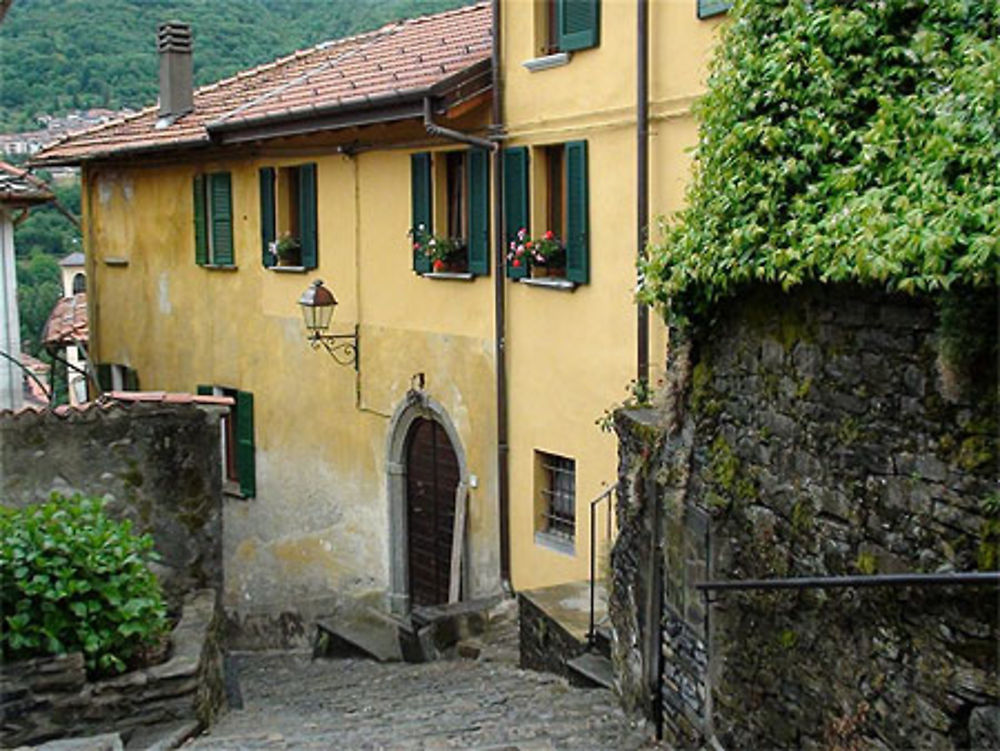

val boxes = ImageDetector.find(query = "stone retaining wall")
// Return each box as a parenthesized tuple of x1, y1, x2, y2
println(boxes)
(611, 284, 999, 749)
(1, 589, 223, 747)
(0, 402, 224, 607)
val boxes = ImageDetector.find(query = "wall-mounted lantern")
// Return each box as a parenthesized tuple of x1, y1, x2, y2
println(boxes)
(297, 279, 358, 368)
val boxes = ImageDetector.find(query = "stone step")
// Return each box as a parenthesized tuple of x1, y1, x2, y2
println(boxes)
(565, 652, 614, 690)
(124, 720, 200, 750)
(314, 609, 403, 662)
(593, 622, 613, 659)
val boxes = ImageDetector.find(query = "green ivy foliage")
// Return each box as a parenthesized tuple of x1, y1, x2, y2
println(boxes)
(641, 0, 1000, 322)
(0, 494, 168, 675)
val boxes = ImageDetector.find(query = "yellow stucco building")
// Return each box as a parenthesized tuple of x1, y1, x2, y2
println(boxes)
(34, 0, 724, 641)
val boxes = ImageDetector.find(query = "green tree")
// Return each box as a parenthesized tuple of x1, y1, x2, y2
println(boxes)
(641, 0, 1000, 323)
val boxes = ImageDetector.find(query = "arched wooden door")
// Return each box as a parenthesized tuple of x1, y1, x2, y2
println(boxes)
(405, 417, 459, 607)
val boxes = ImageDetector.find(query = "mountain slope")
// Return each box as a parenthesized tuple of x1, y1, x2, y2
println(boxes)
(0, 0, 470, 130)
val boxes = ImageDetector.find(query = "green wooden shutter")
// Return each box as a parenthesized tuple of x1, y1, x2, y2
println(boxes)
(503, 147, 530, 280)
(565, 140, 589, 284)
(210, 172, 233, 266)
(96, 363, 113, 391)
(697, 0, 731, 19)
(193, 175, 208, 266)
(236, 390, 256, 498)
(196, 384, 213, 396)
(558, 0, 600, 52)
(467, 148, 490, 276)
(123, 367, 139, 391)
(260, 167, 276, 268)
(298, 163, 318, 269)
(411, 152, 432, 274)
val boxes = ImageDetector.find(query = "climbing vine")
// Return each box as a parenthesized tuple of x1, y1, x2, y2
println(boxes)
(640, 0, 1000, 323)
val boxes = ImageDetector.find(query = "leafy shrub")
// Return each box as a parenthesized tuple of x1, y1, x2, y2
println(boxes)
(0, 493, 168, 675)
(641, 0, 1000, 323)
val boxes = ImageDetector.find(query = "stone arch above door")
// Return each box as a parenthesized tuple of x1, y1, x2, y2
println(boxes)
(385, 389, 469, 615)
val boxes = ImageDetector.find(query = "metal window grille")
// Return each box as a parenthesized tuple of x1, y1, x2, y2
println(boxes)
(540, 453, 575, 540)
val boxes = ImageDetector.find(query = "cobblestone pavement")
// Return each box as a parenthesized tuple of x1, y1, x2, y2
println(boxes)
(184, 604, 657, 750)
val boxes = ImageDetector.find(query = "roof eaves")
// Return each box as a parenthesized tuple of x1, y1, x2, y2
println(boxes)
(30, 133, 213, 167)
(207, 58, 492, 146)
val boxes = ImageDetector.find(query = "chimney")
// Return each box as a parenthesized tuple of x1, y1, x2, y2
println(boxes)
(157, 21, 193, 120)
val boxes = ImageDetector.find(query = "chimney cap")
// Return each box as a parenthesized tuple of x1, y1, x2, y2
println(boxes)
(157, 21, 192, 52)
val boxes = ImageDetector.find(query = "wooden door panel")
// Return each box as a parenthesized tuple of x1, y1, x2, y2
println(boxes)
(405, 418, 460, 607)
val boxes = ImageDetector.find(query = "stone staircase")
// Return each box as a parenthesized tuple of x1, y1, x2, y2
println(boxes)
(313, 595, 502, 664)
(518, 580, 615, 690)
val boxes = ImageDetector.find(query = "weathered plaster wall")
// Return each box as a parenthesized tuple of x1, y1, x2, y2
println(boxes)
(501, 0, 724, 590)
(0, 402, 223, 607)
(81, 123, 503, 646)
(612, 284, 998, 749)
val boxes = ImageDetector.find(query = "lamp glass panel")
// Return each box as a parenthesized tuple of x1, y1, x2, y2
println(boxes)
(301, 303, 333, 332)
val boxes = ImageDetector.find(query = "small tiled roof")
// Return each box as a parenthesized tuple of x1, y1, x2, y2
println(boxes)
(34, 2, 491, 166)
(0, 161, 54, 205)
(60, 251, 85, 267)
(43, 293, 89, 347)
(1, 391, 233, 418)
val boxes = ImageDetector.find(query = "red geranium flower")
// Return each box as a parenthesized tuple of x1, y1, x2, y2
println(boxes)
(544, 230, 555, 240)
(512, 259, 521, 268)
(433, 259, 445, 271)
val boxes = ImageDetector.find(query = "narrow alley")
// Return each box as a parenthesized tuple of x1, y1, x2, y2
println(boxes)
(183, 605, 654, 750)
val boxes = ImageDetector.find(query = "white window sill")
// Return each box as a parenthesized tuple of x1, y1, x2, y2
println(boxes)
(202, 264, 238, 271)
(522, 52, 571, 72)
(534, 530, 575, 556)
(268, 265, 308, 273)
(223, 481, 248, 500)
(519, 277, 577, 291)
(423, 271, 475, 281)
(103, 257, 129, 267)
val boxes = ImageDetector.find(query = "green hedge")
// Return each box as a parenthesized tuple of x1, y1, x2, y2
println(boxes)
(641, 0, 1000, 322)
(0, 494, 167, 675)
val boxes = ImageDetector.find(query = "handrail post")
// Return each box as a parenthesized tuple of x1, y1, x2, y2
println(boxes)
(587, 485, 615, 647)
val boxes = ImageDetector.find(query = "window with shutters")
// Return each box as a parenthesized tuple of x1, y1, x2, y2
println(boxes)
(504, 141, 589, 286)
(198, 384, 255, 499)
(697, 0, 731, 19)
(193, 172, 234, 267)
(534, 0, 600, 57)
(534, 450, 576, 553)
(95, 363, 138, 395)
(409, 149, 489, 278)
(259, 163, 318, 271)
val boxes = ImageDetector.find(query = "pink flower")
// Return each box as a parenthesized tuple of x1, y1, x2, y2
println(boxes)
(544, 230, 555, 240)
(512, 258, 521, 268)
(412, 243, 420, 250)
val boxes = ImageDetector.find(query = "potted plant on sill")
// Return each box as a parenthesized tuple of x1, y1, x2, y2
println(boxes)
(506, 228, 565, 277)
(273, 233, 302, 267)
(410, 224, 467, 273)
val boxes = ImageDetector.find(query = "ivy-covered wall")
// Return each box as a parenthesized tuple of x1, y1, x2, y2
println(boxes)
(612, 283, 998, 749)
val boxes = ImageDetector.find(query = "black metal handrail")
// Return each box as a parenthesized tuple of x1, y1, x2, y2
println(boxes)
(697, 571, 999, 600)
(588, 484, 616, 647)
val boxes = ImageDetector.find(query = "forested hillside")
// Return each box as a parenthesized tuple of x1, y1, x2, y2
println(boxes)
(6, 0, 469, 365)
(0, 0, 469, 130)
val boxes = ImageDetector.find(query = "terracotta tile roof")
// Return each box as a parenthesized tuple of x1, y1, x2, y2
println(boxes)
(105, 391, 234, 407)
(43, 293, 89, 347)
(0, 160, 54, 204)
(0, 392, 233, 419)
(59, 251, 85, 267)
(33, 2, 491, 166)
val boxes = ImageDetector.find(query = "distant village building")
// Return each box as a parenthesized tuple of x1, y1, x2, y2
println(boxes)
(0, 109, 132, 176)
(0, 161, 54, 410)
(43, 251, 89, 405)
